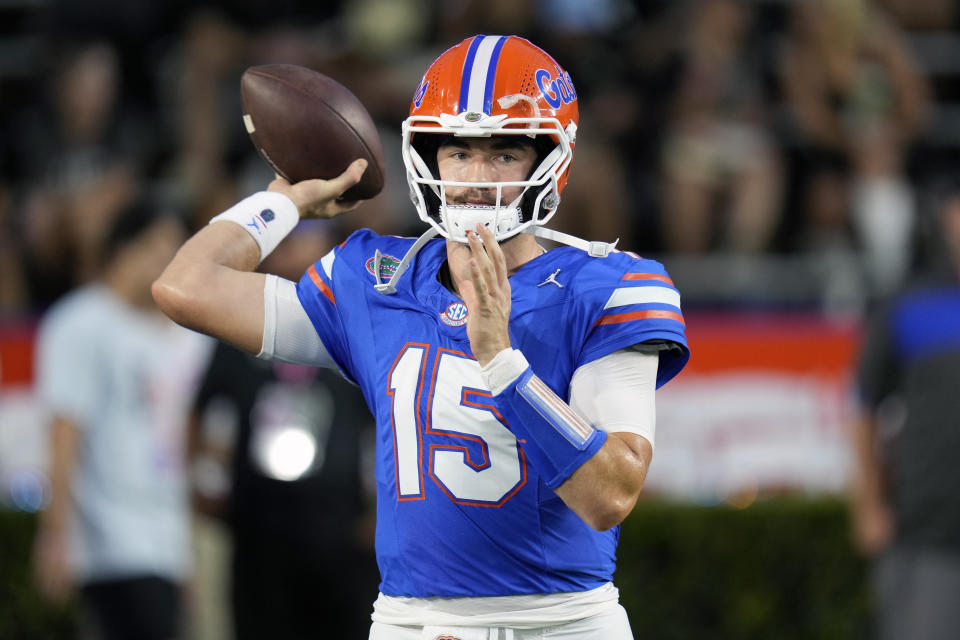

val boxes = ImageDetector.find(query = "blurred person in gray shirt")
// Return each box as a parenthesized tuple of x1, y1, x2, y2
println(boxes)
(32, 198, 211, 640)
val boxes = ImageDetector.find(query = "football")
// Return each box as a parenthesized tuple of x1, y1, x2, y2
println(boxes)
(240, 64, 385, 200)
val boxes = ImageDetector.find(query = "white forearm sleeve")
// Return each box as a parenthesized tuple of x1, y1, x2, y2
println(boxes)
(258, 274, 336, 368)
(480, 346, 660, 448)
(569, 349, 659, 448)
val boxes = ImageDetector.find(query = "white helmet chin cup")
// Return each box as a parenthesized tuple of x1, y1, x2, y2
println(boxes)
(442, 204, 522, 243)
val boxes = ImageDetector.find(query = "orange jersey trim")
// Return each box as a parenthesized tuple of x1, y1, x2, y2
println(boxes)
(622, 272, 675, 286)
(307, 265, 335, 306)
(595, 309, 685, 327)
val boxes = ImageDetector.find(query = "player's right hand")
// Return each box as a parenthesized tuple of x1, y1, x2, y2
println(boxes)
(852, 498, 894, 557)
(32, 528, 73, 603)
(267, 158, 367, 220)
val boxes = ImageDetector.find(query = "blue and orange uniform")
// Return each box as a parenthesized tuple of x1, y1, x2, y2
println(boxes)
(296, 230, 688, 598)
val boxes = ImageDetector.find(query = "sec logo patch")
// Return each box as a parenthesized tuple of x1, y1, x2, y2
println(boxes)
(440, 302, 469, 327)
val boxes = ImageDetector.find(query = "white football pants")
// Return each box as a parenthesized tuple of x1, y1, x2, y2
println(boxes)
(368, 605, 633, 640)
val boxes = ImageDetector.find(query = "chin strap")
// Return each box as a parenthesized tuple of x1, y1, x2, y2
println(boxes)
(374, 227, 439, 295)
(526, 226, 618, 258)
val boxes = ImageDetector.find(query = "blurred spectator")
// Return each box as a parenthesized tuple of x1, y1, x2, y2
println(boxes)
(11, 40, 153, 307)
(0, 178, 27, 313)
(658, 0, 783, 255)
(15, 41, 144, 183)
(31, 199, 211, 640)
(875, 0, 957, 30)
(850, 177, 960, 640)
(165, 9, 247, 227)
(551, 125, 634, 247)
(189, 222, 379, 640)
(342, 0, 431, 58)
(46, 0, 184, 112)
(438, 0, 536, 40)
(780, 0, 930, 295)
(530, 1, 637, 247)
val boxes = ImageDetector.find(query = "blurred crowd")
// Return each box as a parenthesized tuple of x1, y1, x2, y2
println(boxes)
(0, 0, 958, 318)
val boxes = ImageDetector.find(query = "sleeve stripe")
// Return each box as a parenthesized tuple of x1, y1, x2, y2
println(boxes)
(307, 264, 336, 306)
(622, 272, 674, 286)
(320, 249, 336, 279)
(604, 286, 680, 310)
(594, 309, 685, 327)
(527, 375, 593, 440)
(520, 374, 595, 446)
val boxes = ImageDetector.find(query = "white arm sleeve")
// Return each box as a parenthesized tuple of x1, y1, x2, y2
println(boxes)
(569, 349, 659, 448)
(258, 274, 336, 368)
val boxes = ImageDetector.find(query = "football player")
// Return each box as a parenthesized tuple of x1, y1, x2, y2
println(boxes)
(154, 35, 689, 639)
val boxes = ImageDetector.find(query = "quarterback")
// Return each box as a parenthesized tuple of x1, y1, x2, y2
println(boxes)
(154, 35, 689, 639)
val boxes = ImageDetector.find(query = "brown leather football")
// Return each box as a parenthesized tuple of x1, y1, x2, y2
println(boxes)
(240, 64, 385, 200)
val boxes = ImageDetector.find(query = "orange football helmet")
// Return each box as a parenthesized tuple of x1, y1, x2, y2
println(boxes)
(401, 35, 579, 243)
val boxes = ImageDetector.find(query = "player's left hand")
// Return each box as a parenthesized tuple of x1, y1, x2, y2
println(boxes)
(460, 224, 512, 366)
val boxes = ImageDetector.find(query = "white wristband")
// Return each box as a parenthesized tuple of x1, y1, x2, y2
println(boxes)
(480, 348, 530, 395)
(209, 191, 299, 263)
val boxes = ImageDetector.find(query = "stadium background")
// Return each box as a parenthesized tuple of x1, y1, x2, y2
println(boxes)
(1, 0, 958, 637)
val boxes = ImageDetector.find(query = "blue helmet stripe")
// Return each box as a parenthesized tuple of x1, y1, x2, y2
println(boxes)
(482, 36, 508, 114)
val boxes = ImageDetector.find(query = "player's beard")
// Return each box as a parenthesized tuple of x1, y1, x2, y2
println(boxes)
(449, 187, 522, 208)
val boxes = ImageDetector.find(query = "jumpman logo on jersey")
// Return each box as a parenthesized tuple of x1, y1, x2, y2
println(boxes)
(537, 268, 564, 288)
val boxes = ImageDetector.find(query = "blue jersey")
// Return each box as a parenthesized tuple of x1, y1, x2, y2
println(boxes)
(297, 230, 689, 598)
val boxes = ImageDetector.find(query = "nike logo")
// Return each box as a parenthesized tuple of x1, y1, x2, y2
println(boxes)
(537, 268, 564, 288)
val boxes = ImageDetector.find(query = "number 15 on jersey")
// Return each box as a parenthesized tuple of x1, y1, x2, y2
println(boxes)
(388, 343, 528, 507)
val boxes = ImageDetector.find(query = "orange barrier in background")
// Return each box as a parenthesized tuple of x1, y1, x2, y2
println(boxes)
(0, 322, 36, 388)
(683, 312, 859, 376)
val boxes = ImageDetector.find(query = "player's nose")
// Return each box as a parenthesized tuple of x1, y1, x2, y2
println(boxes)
(462, 155, 495, 182)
